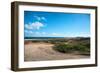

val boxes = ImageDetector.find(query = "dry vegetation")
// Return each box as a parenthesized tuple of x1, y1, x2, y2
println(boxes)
(24, 38, 90, 61)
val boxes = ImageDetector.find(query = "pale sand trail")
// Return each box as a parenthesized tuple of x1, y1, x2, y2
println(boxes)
(24, 42, 90, 61)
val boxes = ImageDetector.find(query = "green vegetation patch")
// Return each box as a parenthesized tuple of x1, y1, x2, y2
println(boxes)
(53, 43, 90, 55)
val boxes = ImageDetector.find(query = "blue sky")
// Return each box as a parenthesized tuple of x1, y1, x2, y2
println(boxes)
(24, 11, 90, 37)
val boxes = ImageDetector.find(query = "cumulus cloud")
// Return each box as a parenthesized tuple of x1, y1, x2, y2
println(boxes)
(34, 16, 41, 21)
(25, 21, 44, 30)
(34, 16, 46, 21)
(41, 17, 46, 21)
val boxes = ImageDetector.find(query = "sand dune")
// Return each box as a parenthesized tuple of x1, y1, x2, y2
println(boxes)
(24, 42, 89, 61)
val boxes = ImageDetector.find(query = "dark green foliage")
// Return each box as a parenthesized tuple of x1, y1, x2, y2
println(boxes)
(53, 43, 90, 55)
(53, 44, 74, 53)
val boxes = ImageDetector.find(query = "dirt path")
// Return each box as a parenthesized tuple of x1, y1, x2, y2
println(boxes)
(24, 42, 90, 61)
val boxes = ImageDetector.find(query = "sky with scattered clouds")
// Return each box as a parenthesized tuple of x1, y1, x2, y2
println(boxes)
(24, 11, 90, 37)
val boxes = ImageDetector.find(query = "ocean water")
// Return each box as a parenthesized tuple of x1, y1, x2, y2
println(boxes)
(25, 37, 65, 39)
(24, 37, 90, 41)
(24, 37, 65, 40)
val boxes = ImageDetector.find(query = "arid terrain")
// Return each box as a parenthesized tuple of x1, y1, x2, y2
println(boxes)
(24, 40, 90, 61)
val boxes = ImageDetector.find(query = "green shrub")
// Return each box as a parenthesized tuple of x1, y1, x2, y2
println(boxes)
(53, 44, 74, 53)
(53, 43, 90, 55)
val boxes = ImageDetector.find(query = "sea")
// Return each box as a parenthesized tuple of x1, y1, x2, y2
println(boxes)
(24, 37, 90, 40)
(24, 37, 65, 40)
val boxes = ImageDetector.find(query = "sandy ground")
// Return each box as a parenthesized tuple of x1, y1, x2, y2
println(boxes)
(24, 42, 90, 61)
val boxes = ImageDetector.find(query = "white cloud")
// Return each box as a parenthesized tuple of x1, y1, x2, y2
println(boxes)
(34, 16, 41, 21)
(24, 31, 41, 37)
(24, 30, 33, 34)
(25, 30, 46, 35)
(41, 17, 46, 21)
(25, 21, 44, 30)
(29, 31, 33, 34)
(52, 33, 61, 36)
(34, 16, 46, 21)
(42, 32, 46, 35)
(24, 30, 28, 33)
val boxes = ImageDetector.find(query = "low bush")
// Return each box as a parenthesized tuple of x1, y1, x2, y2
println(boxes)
(53, 44, 74, 53)
(53, 43, 90, 55)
